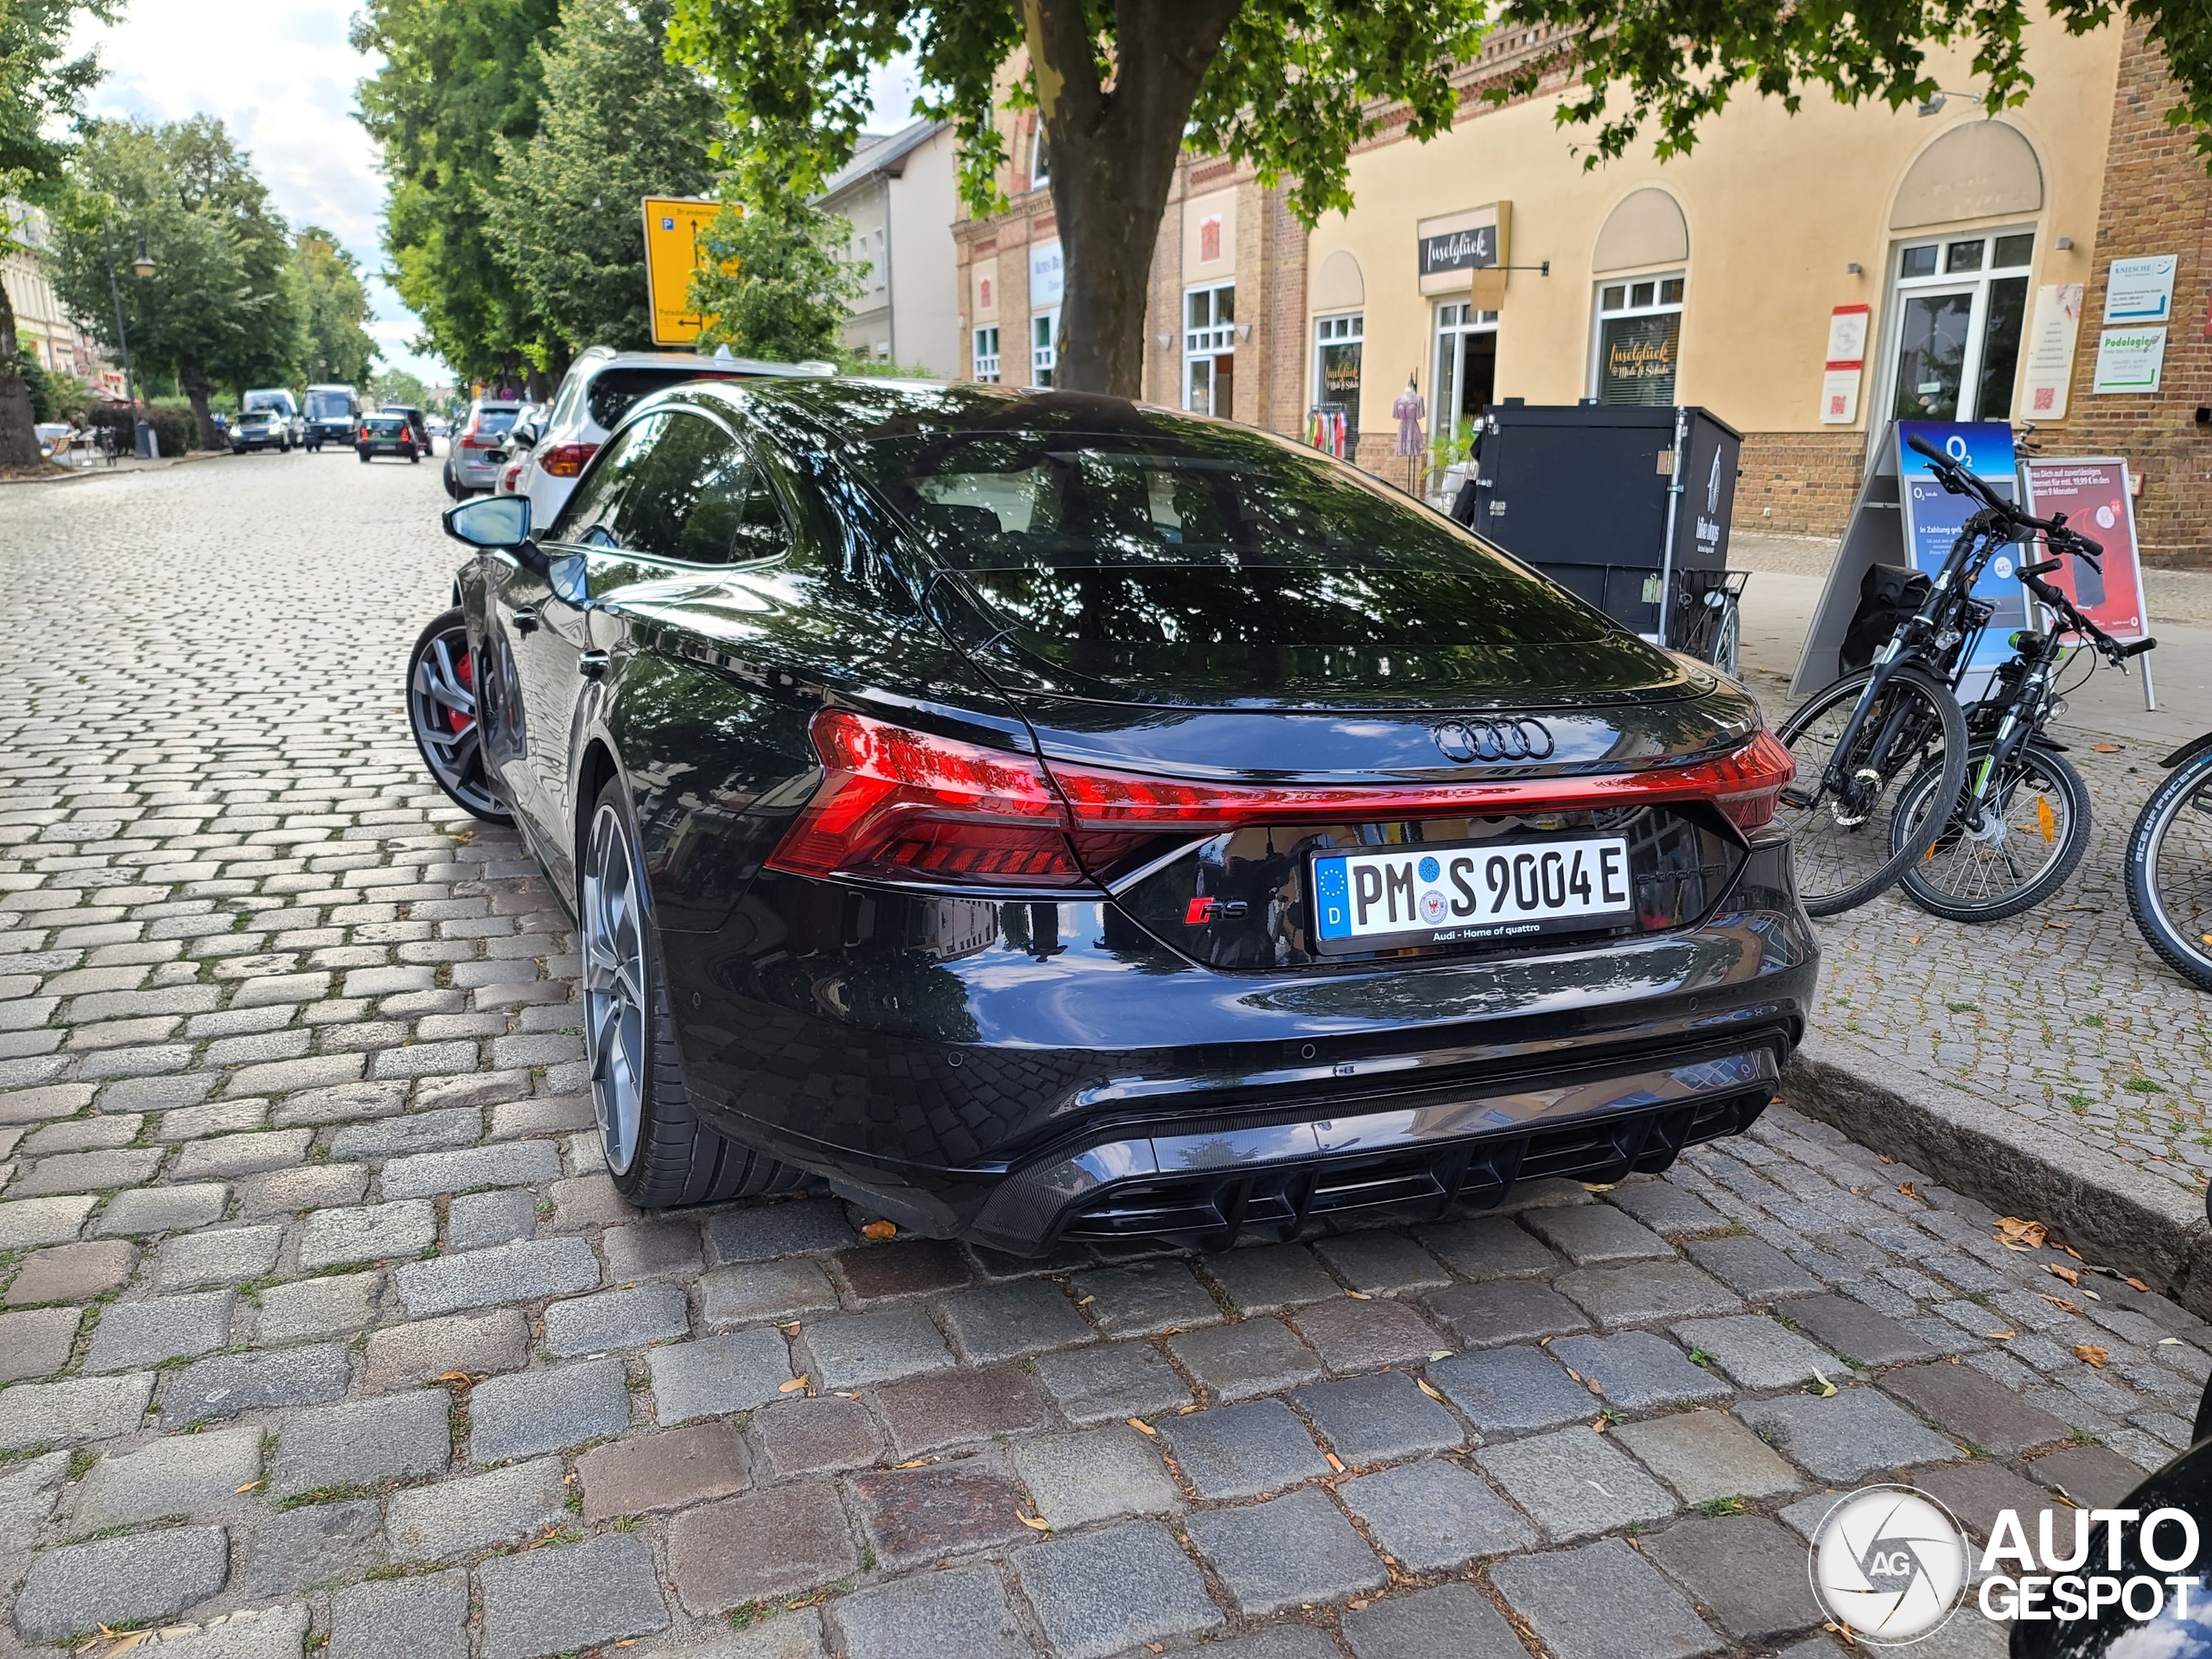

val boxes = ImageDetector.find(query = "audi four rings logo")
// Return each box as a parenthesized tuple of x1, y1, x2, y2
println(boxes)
(1433, 719, 1554, 762)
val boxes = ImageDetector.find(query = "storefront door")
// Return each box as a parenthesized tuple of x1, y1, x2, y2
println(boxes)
(1432, 302, 1497, 466)
(1885, 232, 2034, 423)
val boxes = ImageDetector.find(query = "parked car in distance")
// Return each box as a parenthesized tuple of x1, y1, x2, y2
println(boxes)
(356, 411, 421, 464)
(229, 404, 291, 454)
(506, 346, 836, 528)
(444, 399, 524, 499)
(491, 402, 549, 498)
(409, 380, 1813, 1244)
(381, 404, 434, 454)
(240, 388, 301, 449)
(427, 415, 451, 440)
(302, 385, 359, 452)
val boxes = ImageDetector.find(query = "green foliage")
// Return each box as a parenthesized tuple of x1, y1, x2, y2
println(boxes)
(487, 0, 723, 353)
(371, 367, 427, 407)
(292, 226, 378, 387)
(16, 345, 50, 421)
(1487, 0, 2212, 168)
(51, 117, 301, 442)
(685, 200, 862, 363)
(353, 0, 562, 386)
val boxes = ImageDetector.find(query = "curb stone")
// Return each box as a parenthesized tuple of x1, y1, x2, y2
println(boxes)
(1785, 1029, 2212, 1315)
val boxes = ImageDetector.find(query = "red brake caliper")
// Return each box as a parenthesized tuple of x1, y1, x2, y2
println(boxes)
(448, 647, 475, 735)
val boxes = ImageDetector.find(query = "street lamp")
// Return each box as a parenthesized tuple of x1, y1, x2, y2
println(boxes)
(105, 228, 156, 457)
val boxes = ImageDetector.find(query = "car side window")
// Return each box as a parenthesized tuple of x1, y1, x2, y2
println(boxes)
(547, 413, 663, 548)
(607, 410, 789, 566)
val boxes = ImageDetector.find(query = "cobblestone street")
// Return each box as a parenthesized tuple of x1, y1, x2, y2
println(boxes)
(2, 457, 2208, 1658)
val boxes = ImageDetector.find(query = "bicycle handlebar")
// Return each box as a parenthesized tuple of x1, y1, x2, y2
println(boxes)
(1902, 431, 2106, 562)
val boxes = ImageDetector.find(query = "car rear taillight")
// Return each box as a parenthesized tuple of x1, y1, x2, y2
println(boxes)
(767, 712, 1796, 892)
(542, 442, 598, 477)
(359, 425, 371, 441)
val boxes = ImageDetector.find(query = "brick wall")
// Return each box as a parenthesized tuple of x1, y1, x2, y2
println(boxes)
(1736, 431, 1868, 537)
(2064, 21, 2212, 567)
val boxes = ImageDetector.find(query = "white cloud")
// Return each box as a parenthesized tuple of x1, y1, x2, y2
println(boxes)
(70, 0, 445, 380)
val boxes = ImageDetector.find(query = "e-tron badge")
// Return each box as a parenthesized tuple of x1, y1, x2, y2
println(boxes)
(1433, 718, 1554, 764)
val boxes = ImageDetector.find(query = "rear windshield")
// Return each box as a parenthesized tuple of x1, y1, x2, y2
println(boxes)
(471, 410, 518, 437)
(243, 391, 294, 415)
(850, 429, 1612, 651)
(364, 417, 407, 435)
(305, 391, 351, 419)
(586, 368, 739, 430)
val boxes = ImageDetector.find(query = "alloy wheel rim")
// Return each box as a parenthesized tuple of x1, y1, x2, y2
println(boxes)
(409, 626, 501, 817)
(582, 802, 647, 1175)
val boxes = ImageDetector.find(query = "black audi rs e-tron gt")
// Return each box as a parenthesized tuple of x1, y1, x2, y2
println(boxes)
(406, 378, 1816, 1253)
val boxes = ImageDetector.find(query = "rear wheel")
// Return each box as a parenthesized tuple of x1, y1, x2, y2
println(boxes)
(580, 777, 810, 1207)
(1776, 664, 1968, 916)
(2127, 747, 2212, 992)
(1893, 742, 2089, 922)
(405, 608, 508, 823)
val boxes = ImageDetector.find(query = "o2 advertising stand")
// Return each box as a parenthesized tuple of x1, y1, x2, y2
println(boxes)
(1796, 421, 2153, 709)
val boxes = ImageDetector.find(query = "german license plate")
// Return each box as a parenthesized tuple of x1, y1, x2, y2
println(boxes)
(1309, 835, 1634, 954)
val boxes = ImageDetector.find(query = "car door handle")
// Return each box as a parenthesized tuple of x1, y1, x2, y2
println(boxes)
(578, 652, 609, 680)
(511, 608, 537, 634)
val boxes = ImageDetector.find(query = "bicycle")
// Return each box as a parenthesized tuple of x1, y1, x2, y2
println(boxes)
(1775, 432, 2110, 916)
(1888, 555, 2152, 921)
(2126, 735, 2212, 991)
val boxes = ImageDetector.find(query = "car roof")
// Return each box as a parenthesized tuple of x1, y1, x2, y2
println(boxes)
(675, 378, 1243, 454)
(582, 350, 836, 380)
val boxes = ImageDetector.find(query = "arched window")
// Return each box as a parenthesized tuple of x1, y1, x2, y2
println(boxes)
(1591, 190, 1688, 405)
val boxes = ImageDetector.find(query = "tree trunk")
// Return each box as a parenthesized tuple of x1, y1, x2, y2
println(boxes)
(1024, 0, 1243, 398)
(181, 365, 219, 451)
(0, 279, 44, 469)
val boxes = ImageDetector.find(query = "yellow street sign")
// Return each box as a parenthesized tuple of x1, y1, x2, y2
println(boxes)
(642, 196, 723, 346)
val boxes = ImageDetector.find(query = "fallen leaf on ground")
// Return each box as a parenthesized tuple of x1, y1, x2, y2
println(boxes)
(1016, 1511, 1052, 1532)
(1128, 1418, 1156, 1435)
(1808, 1368, 1839, 1397)
(2044, 921, 2069, 930)
(1907, 936, 1923, 944)
(1429, 1351, 1451, 1362)
(1563, 1368, 1584, 1382)
(432, 1370, 479, 1389)
(2160, 1338, 2184, 1346)
(234, 1479, 262, 1493)
(1996, 1217, 2050, 1249)
(1898, 1183, 1917, 1198)
(2075, 1344, 2110, 1369)
(2126, 1277, 2151, 1293)
(1592, 1415, 1609, 1433)
(897, 1458, 930, 1468)
(861, 1219, 897, 1240)
(1986, 1330, 2018, 1339)
(1344, 1289, 1371, 1300)
(1416, 1378, 1446, 1402)
(1076, 1295, 1095, 1306)
(1582, 1182, 1616, 1192)
(2048, 1263, 2082, 1287)
(2042, 1296, 2079, 1313)
(779, 1375, 809, 1393)
(2092, 743, 2122, 753)
(1878, 1154, 1895, 1165)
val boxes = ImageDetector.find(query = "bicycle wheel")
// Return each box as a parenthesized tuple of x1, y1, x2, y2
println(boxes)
(1892, 742, 2089, 922)
(1776, 664, 1968, 917)
(2126, 747, 2212, 992)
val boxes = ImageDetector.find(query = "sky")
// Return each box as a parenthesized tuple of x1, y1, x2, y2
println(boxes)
(67, 2, 925, 385)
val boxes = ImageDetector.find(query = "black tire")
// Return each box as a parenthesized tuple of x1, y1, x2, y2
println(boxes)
(443, 463, 462, 501)
(1777, 663, 1968, 917)
(1892, 742, 2090, 922)
(2126, 747, 2212, 992)
(580, 775, 811, 1207)
(409, 450, 421, 464)
(405, 608, 509, 824)
(358, 450, 370, 463)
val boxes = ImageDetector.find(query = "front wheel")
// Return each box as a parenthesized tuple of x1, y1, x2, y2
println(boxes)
(405, 608, 508, 823)
(2126, 747, 2212, 991)
(1892, 742, 2089, 922)
(1776, 663, 1968, 917)
(580, 777, 812, 1206)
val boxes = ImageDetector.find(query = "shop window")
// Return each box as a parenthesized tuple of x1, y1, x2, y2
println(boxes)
(1030, 127, 1050, 193)
(973, 326, 1000, 384)
(1031, 310, 1059, 387)
(1885, 229, 2033, 423)
(1313, 313, 1363, 410)
(1185, 283, 1236, 417)
(1433, 301, 1498, 462)
(1593, 275, 1684, 406)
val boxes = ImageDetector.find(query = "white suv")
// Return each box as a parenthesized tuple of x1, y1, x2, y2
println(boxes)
(507, 347, 834, 526)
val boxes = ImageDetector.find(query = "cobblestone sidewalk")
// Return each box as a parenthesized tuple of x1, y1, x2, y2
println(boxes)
(1, 461, 2205, 1659)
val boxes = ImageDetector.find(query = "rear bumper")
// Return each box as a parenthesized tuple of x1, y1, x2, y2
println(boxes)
(659, 832, 1817, 1250)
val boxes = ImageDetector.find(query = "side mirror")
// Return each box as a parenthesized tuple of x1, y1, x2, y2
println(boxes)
(444, 493, 532, 550)
(509, 423, 540, 450)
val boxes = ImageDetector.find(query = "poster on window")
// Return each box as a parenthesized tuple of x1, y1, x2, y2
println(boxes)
(1896, 420, 2030, 690)
(2020, 458, 2148, 643)
(1599, 314, 1679, 406)
(2020, 283, 2083, 419)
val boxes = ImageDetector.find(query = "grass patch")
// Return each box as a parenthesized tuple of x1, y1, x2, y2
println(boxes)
(1945, 1001, 1978, 1014)
(67, 1450, 96, 1482)
(279, 1482, 376, 1510)
(1688, 1348, 1714, 1368)
(2126, 1077, 2166, 1095)
(2082, 1014, 2106, 1029)
(1698, 1497, 1745, 1516)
